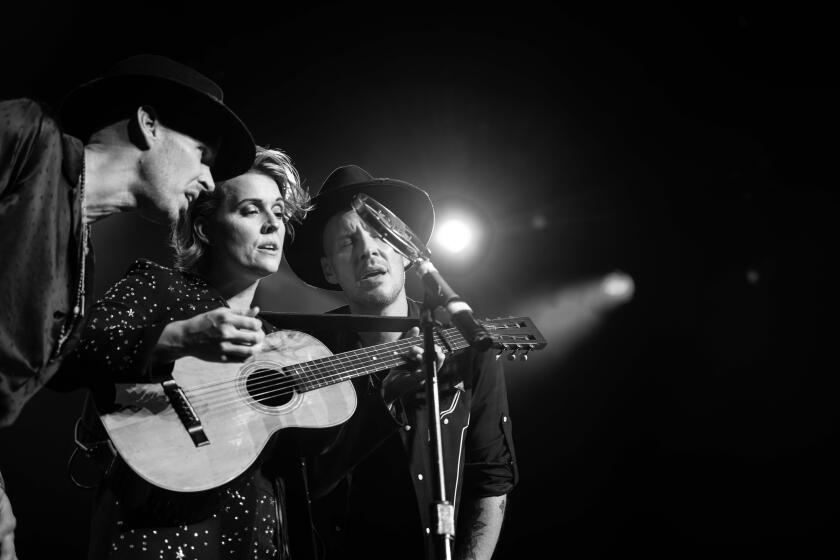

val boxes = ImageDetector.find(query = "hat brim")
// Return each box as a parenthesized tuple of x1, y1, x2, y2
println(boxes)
(285, 179, 435, 290)
(60, 75, 255, 181)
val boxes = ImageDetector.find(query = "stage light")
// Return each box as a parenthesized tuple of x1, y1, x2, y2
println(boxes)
(434, 218, 474, 253)
(602, 271, 635, 301)
(511, 272, 635, 367)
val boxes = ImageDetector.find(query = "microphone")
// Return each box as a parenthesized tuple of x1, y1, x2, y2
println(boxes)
(352, 194, 493, 351)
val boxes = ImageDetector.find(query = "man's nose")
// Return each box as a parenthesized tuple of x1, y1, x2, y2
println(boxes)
(199, 165, 216, 192)
(357, 230, 383, 258)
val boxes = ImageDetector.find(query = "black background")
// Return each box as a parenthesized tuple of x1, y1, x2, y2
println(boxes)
(1, 3, 838, 558)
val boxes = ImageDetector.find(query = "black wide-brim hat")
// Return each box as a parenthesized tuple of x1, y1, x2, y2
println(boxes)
(60, 54, 255, 181)
(285, 164, 435, 290)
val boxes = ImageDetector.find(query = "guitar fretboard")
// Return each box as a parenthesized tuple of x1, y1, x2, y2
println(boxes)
(286, 327, 468, 392)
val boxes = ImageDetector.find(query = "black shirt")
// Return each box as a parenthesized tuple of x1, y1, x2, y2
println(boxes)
(0, 99, 92, 426)
(304, 300, 518, 560)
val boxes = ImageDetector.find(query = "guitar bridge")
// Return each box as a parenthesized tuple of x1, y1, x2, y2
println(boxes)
(162, 379, 209, 447)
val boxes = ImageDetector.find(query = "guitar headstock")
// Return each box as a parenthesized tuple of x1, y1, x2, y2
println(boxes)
(481, 316, 548, 361)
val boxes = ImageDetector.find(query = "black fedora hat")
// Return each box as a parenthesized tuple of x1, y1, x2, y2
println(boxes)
(60, 54, 255, 181)
(285, 164, 435, 291)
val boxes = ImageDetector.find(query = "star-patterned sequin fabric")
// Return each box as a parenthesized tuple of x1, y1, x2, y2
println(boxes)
(71, 259, 284, 559)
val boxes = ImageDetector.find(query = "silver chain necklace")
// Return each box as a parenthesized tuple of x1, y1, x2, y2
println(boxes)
(54, 152, 90, 356)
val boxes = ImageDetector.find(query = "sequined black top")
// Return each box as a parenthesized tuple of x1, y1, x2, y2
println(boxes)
(72, 259, 228, 383)
(67, 259, 285, 559)
(0, 99, 92, 427)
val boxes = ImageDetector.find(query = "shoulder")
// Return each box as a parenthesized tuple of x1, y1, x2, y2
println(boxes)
(130, 259, 224, 299)
(0, 98, 60, 142)
(0, 98, 48, 123)
(103, 259, 181, 296)
(125, 258, 178, 279)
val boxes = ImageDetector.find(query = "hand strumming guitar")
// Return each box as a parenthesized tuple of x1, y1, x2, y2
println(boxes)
(152, 307, 265, 364)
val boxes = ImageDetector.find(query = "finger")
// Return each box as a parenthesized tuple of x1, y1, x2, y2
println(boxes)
(433, 345, 446, 367)
(218, 326, 265, 346)
(0, 534, 15, 560)
(0, 495, 15, 539)
(220, 312, 264, 332)
(231, 306, 260, 317)
(400, 326, 420, 340)
(403, 346, 423, 364)
(219, 341, 262, 360)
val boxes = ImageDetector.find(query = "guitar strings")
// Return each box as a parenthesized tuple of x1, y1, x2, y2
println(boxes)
(184, 340, 475, 412)
(185, 328, 535, 411)
(188, 355, 422, 411)
(224, 330, 532, 405)
(181, 325, 532, 412)
(184, 332, 438, 396)
(184, 336, 459, 411)
(183, 332, 461, 411)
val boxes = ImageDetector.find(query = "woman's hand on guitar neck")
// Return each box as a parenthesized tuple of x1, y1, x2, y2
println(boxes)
(152, 307, 266, 364)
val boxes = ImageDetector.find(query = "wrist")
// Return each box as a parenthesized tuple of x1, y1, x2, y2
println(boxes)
(153, 321, 186, 363)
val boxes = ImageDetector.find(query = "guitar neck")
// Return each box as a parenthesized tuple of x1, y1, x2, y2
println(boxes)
(288, 327, 468, 392)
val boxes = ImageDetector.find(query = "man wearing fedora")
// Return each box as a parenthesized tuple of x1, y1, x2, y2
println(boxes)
(0, 54, 255, 557)
(284, 165, 518, 560)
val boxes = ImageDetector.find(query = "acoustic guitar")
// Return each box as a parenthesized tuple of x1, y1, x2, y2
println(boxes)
(99, 317, 546, 492)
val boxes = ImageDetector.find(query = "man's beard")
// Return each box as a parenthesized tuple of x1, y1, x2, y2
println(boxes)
(349, 268, 406, 312)
(352, 283, 402, 310)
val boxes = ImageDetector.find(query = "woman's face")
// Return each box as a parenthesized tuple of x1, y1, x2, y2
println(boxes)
(202, 171, 286, 281)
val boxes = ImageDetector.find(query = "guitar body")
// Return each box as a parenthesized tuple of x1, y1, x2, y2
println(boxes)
(100, 330, 356, 493)
(99, 315, 546, 493)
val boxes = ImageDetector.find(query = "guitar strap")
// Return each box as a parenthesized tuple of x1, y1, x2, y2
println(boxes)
(259, 312, 419, 334)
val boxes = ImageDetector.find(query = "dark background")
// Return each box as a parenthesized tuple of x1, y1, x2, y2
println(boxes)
(1, 3, 838, 558)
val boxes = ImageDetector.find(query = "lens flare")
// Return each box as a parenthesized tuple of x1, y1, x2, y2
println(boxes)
(435, 219, 473, 253)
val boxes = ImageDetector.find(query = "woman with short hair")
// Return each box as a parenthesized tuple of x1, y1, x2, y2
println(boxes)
(66, 146, 311, 560)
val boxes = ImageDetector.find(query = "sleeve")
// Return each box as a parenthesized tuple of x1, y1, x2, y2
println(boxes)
(460, 349, 519, 499)
(0, 99, 48, 199)
(57, 261, 179, 390)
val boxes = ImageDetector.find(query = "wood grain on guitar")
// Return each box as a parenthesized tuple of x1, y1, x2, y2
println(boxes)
(99, 318, 546, 492)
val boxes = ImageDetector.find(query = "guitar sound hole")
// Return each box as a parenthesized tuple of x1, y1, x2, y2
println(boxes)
(245, 368, 293, 407)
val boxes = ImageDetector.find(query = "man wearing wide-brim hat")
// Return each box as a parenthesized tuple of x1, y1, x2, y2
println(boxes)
(0, 54, 255, 555)
(284, 165, 518, 560)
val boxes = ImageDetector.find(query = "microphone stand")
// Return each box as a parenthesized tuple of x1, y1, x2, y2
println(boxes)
(419, 297, 454, 560)
(350, 192, 492, 560)
(414, 257, 492, 560)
